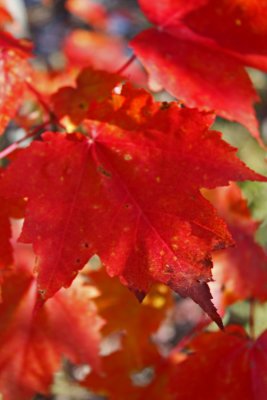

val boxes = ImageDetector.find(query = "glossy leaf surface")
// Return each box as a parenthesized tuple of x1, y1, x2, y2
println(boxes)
(170, 326, 267, 400)
(131, 0, 267, 136)
(1, 85, 265, 326)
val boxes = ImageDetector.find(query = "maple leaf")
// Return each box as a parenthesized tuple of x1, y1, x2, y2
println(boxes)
(0, 31, 32, 135)
(0, 264, 103, 400)
(170, 325, 267, 400)
(0, 88, 265, 327)
(215, 224, 267, 305)
(206, 184, 267, 305)
(51, 70, 154, 129)
(130, 0, 267, 136)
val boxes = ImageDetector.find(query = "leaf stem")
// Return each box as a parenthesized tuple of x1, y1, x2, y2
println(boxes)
(26, 82, 52, 116)
(0, 121, 49, 160)
(115, 54, 137, 75)
(26, 82, 64, 128)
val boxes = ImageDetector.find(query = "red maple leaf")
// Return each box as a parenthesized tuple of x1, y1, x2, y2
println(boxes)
(131, 0, 267, 137)
(0, 263, 103, 400)
(170, 325, 267, 400)
(0, 85, 265, 327)
(206, 184, 267, 305)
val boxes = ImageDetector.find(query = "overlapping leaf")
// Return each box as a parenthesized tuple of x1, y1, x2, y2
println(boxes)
(1, 78, 265, 327)
(106, 325, 267, 400)
(170, 325, 267, 400)
(131, 0, 267, 136)
(206, 185, 267, 305)
(0, 264, 102, 400)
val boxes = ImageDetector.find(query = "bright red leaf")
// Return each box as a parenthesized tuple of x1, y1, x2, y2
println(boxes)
(207, 185, 267, 305)
(0, 82, 265, 327)
(182, 0, 267, 62)
(216, 224, 267, 305)
(130, 0, 267, 136)
(170, 325, 267, 400)
(0, 264, 102, 400)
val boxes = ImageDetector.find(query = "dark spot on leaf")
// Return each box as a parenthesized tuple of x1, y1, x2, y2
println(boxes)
(97, 165, 112, 178)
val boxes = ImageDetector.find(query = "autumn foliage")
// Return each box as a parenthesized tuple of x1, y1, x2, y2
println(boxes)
(1, 0, 267, 399)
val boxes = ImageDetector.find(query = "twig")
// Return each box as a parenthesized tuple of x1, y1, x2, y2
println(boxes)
(0, 121, 49, 160)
